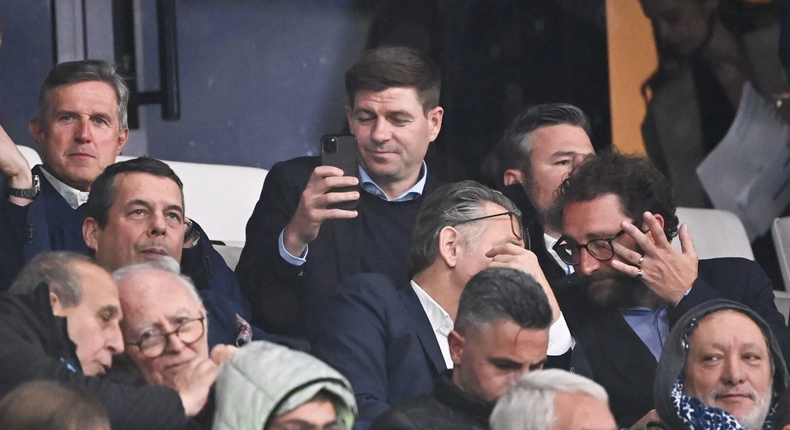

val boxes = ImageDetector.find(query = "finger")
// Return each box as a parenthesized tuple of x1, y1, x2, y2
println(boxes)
(318, 209, 359, 220)
(643, 212, 671, 248)
(610, 258, 642, 278)
(321, 176, 360, 189)
(678, 223, 698, 258)
(312, 165, 347, 178)
(319, 191, 360, 205)
(612, 241, 643, 266)
(621, 220, 655, 254)
(485, 242, 531, 259)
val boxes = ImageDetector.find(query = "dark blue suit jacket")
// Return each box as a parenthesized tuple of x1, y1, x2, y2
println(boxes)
(313, 273, 446, 430)
(0, 166, 254, 347)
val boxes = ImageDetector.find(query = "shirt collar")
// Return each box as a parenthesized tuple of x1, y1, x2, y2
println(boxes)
(544, 233, 574, 275)
(411, 279, 454, 337)
(40, 167, 90, 209)
(358, 161, 427, 202)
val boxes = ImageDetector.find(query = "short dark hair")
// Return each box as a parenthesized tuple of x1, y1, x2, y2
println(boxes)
(33, 60, 130, 129)
(8, 251, 95, 307)
(345, 46, 441, 113)
(87, 157, 183, 229)
(455, 267, 553, 335)
(547, 151, 679, 241)
(0, 380, 110, 430)
(408, 181, 519, 277)
(496, 103, 591, 178)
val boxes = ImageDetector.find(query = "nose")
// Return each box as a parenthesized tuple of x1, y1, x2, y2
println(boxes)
(149, 212, 168, 236)
(165, 332, 187, 354)
(578, 247, 601, 276)
(370, 119, 392, 144)
(75, 117, 92, 143)
(107, 325, 125, 355)
(721, 355, 746, 386)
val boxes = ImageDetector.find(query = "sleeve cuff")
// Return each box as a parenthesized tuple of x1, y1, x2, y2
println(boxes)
(278, 229, 308, 266)
(547, 313, 574, 355)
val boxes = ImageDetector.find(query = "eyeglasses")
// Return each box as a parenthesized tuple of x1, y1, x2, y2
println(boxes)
(553, 229, 628, 266)
(453, 211, 530, 250)
(127, 316, 206, 358)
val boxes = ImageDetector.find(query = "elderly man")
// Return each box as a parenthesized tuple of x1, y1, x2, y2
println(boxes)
(0, 251, 214, 430)
(0, 61, 238, 316)
(114, 257, 237, 429)
(654, 300, 789, 430)
(489, 369, 616, 430)
(371, 267, 554, 430)
(496, 103, 595, 282)
(237, 46, 445, 339)
(548, 151, 790, 428)
(82, 156, 254, 346)
(313, 181, 573, 429)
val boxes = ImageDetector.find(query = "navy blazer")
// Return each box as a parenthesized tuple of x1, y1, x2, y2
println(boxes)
(313, 273, 446, 430)
(555, 257, 790, 428)
(236, 156, 441, 340)
(0, 167, 253, 347)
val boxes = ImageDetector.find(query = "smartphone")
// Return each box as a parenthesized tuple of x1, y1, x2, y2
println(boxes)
(321, 134, 359, 210)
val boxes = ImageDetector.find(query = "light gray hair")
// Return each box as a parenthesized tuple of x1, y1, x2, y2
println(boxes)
(408, 180, 520, 277)
(33, 60, 130, 130)
(112, 256, 201, 306)
(8, 251, 95, 307)
(490, 369, 609, 430)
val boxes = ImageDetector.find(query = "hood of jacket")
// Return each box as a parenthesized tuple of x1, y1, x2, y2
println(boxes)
(211, 340, 357, 430)
(654, 299, 789, 429)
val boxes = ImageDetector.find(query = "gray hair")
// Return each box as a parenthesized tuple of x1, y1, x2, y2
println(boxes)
(33, 60, 130, 130)
(490, 369, 609, 430)
(112, 256, 201, 306)
(455, 267, 552, 335)
(496, 103, 591, 179)
(408, 180, 520, 277)
(8, 251, 95, 307)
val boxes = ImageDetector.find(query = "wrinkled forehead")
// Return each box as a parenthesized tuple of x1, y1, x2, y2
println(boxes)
(118, 271, 199, 322)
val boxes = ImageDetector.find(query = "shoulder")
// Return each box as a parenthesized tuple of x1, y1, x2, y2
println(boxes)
(268, 156, 321, 177)
(697, 257, 764, 280)
(371, 395, 440, 430)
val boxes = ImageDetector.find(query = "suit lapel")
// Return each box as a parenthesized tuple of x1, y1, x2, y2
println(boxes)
(398, 285, 446, 374)
(578, 307, 657, 401)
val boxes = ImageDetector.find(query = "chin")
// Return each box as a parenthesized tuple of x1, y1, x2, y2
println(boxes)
(580, 277, 634, 308)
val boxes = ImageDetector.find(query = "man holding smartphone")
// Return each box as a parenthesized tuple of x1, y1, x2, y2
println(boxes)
(237, 46, 445, 340)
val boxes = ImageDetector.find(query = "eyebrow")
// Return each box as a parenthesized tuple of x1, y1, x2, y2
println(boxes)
(99, 305, 121, 319)
(126, 199, 184, 215)
(550, 151, 583, 158)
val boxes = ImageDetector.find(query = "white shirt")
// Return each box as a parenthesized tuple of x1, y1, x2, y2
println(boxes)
(544, 233, 574, 276)
(40, 167, 90, 209)
(411, 280, 455, 369)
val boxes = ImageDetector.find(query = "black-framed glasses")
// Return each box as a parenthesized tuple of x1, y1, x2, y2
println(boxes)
(127, 316, 206, 358)
(453, 211, 530, 250)
(553, 229, 627, 266)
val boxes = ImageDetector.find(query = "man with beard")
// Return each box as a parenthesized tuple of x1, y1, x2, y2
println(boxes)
(654, 300, 788, 430)
(546, 151, 790, 429)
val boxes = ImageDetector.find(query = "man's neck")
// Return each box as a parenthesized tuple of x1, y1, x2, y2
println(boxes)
(412, 266, 461, 321)
(630, 285, 667, 310)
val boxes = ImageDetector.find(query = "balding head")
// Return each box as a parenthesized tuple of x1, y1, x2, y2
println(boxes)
(113, 257, 207, 386)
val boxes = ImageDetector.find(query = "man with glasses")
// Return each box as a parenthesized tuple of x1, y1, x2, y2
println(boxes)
(545, 151, 790, 429)
(313, 181, 572, 429)
(114, 256, 239, 429)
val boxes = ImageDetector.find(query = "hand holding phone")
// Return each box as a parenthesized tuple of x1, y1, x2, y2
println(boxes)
(321, 135, 360, 210)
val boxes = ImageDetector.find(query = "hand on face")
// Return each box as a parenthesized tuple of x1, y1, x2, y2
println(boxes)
(485, 243, 560, 322)
(609, 212, 698, 305)
(283, 165, 359, 256)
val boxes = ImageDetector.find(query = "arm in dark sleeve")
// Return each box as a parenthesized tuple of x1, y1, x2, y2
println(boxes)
(0, 343, 186, 430)
(0, 197, 30, 290)
(236, 159, 314, 332)
(313, 275, 393, 430)
(370, 408, 420, 430)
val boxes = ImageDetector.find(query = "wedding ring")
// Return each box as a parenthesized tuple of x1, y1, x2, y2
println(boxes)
(635, 270, 643, 280)
(637, 255, 644, 268)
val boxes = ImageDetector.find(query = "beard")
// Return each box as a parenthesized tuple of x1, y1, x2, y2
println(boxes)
(576, 270, 651, 308)
(705, 385, 773, 430)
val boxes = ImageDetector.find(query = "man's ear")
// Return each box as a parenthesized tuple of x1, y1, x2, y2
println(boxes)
(448, 330, 465, 367)
(116, 127, 129, 156)
(83, 217, 100, 253)
(427, 106, 444, 142)
(50, 292, 66, 317)
(29, 120, 44, 147)
(437, 226, 461, 268)
(782, 425, 790, 430)
(345, 105, 353, 127)
(503, 168, 525, 186)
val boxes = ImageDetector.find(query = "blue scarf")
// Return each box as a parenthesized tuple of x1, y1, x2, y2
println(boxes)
(670, 378, 774, 430)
